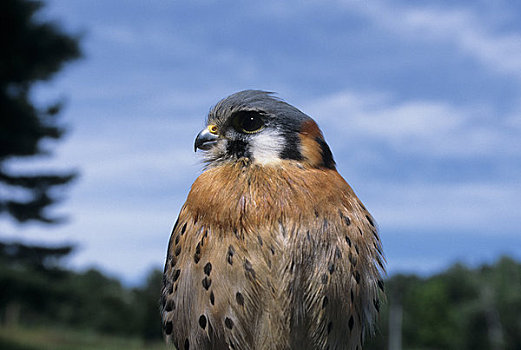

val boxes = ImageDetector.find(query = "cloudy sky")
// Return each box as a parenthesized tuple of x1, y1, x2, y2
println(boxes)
(2, 0, 520, 284)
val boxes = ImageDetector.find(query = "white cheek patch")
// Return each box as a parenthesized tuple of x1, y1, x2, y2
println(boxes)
(250, 129, 285, 165)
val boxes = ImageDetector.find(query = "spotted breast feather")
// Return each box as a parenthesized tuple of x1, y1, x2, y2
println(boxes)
(161, 162, 384, 350)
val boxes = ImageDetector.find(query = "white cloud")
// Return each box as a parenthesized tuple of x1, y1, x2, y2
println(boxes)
(364, 181, 521, 233)
(345, 1, 521, 78)
(305, 90, 520, 158)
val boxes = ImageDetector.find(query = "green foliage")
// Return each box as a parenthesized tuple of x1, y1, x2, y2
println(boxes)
(0, 242, 164, 341)
(2, 240, 520, 349)
(365, 256, 521, 350)
(0, 326, 167, 350)
(0, 0, 81, 224)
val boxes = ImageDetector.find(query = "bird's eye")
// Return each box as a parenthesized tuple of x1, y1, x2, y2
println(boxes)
(232, 111, 265, 133)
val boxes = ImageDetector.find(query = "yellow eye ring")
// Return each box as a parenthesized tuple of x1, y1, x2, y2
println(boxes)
(208, 124, 218, 134)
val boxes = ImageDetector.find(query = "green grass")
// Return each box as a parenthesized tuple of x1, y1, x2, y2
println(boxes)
(0, 326, 168, 350)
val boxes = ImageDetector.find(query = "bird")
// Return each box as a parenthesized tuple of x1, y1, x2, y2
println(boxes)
(161, 90, 385, 350)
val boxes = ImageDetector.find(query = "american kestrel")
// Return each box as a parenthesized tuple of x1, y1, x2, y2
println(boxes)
(161, 90, 384, 350)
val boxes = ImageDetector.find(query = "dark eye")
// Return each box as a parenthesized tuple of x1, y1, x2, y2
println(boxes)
(232, 111, 265, 133)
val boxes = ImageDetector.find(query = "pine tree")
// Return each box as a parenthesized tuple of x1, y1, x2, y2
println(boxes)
(0, 0, 81, 224)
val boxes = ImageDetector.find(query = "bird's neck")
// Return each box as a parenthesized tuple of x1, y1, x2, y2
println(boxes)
(183, 162, 354, 230)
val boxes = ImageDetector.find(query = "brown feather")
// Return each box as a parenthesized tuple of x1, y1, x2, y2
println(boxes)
(161, 161, 384, 350)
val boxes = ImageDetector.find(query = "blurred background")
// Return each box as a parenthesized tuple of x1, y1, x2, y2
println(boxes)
(1, 0, 520, 349)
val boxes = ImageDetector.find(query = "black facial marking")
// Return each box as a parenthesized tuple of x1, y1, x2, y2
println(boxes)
(345, 235, 352, 247)
(227, 139, 250, 159)
(316, 137, 335, 169)
(184, 338, 189, 350)
(210, 291, 215, 305)
(181, 223, 187, 234)
(279, 132, 303, 161)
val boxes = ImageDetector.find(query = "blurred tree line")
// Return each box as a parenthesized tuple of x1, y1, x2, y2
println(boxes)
(1, 246, 520, 349)
(365, 256, 521, 350)
(0, 242, 164, 342)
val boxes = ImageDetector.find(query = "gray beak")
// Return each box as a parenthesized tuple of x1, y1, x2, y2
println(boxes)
(194, 127, 219, 151)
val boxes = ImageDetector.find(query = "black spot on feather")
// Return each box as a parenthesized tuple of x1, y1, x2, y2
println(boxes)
(199, 315, 207, 329)
(244, 259, 256, 279)
(204, 262, 212, 276)
(322, 296, 328, 308)
(236, 292, 244, 306)
(225, 317, 234, 329)
(366, 214, 375, 228)
(172, 269, 180, 282)
(202, 277, 211, 290)
(164, 321, 173, 335)
(227, 245, 235, 265)
(348, 316, 354, 331)
(321, 273, 328, 284)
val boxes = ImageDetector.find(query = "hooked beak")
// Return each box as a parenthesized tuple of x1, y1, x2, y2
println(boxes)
(194, 126, 219, 152)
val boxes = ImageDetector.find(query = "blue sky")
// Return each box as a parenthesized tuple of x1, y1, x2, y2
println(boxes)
(2, 0, 520, 284)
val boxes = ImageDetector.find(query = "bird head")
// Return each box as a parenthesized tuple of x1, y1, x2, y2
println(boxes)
(194, 90, 336, 169)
